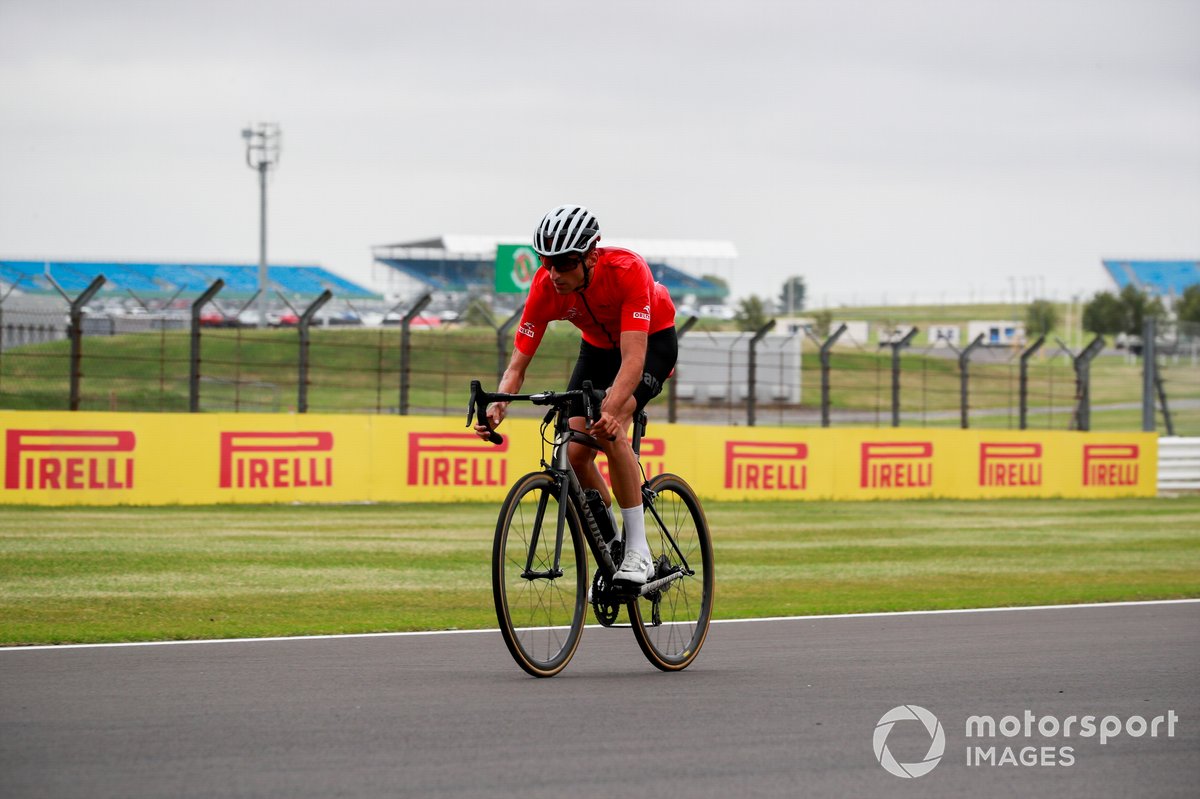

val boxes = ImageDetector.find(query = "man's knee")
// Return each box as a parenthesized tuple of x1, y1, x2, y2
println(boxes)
(568, 442, 595, 471)
(599, 431, 633, 460)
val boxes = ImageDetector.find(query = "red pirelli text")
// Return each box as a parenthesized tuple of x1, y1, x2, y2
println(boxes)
(860, 442, 933, 488)
(725, 440, 808, 491)
(1083, 444, 1140, 486)
(407, 432, 509, 487)
(219, 432, 333, 489)
(5, 429, 136, 490)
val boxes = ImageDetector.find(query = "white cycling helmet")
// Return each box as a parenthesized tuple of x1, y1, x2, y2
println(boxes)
(532, 204, 600, 257)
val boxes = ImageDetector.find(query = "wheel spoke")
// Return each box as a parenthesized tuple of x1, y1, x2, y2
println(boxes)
(630, 477, 712, 671)
(494, 476, 585, 677)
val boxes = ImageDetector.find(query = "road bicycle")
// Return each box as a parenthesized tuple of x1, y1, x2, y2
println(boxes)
(468, 379, 713, 678)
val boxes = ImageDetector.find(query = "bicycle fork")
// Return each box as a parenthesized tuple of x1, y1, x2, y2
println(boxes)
(520, 486, 562, 580)
(522, 429, 619, 581)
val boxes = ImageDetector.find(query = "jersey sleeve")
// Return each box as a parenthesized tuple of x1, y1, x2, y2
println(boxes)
(513, 278, 552, 356)
(618, 255, 654, 335)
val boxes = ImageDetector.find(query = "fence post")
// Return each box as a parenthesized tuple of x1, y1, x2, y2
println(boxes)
(887, 327, 918, 427)
(1019, 335, 1046, 430)
(496, 304, 524, 386)
(668, 315, 698, 423)
(1155, 370, 1176, 436)
(958, 333, 986, 429)
(189, 280, 224, 413)
(0, 290, 6, 388)
(1072, 335, 1106, 431)
(819, 324, 848, 428)
(399, 293, 432, 415)
(747, 319, 776, 427)
(65, 275, 106, 411)
(1140, 316, 1159, 433)
(296, 290, 333, 414)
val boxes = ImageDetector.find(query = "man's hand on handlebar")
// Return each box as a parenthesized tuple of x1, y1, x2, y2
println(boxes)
(474, 401, 508, 441)
(587, 410, 621, 440)
(590, 390, 635, 440)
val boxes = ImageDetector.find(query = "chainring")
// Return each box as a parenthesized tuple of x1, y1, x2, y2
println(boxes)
(590, 568, 621, 627)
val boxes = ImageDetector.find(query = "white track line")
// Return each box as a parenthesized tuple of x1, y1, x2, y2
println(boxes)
(2, 598, 1197, 653)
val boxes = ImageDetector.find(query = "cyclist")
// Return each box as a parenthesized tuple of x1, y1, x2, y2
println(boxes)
(474, 204, 678, 591)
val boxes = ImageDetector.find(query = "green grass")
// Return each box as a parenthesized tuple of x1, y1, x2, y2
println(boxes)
(2, 497, 1197, 646)
(810, 301, 1034, 325)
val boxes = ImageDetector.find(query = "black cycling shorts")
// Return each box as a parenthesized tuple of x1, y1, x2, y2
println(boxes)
(565, 327, 678, 419)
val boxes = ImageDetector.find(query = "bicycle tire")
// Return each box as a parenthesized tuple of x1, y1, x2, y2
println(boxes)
(628, 473, 714, 672)
(492, 471, 587, 678)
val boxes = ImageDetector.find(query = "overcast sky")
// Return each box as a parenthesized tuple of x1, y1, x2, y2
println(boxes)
(1, 0, 1197, 306)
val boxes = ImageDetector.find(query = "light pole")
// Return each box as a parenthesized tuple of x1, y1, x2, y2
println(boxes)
(241, 122, 281, 326)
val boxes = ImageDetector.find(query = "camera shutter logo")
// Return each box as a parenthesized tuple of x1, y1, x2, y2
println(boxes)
(873, 705, 945, 778)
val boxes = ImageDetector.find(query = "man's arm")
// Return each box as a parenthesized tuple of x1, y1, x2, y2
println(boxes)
(594, 330, 646, 436)
(497, 346, 533, 396)
(474, 347, 533, 439)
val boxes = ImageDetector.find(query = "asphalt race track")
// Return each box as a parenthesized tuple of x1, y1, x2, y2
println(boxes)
(2, 600, 1197, 798)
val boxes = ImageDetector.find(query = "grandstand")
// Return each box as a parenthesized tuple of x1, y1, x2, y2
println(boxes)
(1102, 259, 1200, 297)
(0, 260, 378, 301)
(371, 235, 734, 303)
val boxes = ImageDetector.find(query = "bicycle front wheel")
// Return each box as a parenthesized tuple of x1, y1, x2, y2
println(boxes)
(628, 473, 714, 672)
(492, 472, 587, 678)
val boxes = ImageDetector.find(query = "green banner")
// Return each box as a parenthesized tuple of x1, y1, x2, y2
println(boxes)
(494, 244, 539, 294)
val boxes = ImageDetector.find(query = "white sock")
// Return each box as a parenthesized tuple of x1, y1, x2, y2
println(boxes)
(621, 505, 649, 558)
(608, 504, 622, 541)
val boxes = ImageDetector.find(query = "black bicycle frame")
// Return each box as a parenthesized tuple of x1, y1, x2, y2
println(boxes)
(467, 380, 692, 590)
(543, 405, 618, 579)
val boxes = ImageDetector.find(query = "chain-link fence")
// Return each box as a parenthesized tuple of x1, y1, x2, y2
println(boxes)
(2, 290, 1197, 435)
(1155, 319, 1200, 436)
(0, 299, 71, 409)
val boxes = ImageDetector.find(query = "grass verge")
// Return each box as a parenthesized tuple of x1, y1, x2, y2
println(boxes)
(1, 497, 1198, 645)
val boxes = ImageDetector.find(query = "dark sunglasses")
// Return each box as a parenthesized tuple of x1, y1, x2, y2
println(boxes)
(542, 254, 584, 273)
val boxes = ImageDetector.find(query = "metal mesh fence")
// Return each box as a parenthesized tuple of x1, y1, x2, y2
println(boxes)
(0, 301, 71, 410)
(2, 301, 1197, 434)
(75, 317, 190, 412)
(1158, 320, 1200, 436)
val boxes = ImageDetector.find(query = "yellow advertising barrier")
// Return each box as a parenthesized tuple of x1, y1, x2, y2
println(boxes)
(0, 410, 1157, 506)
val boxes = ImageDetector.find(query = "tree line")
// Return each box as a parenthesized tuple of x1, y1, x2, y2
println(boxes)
(1073, 284, 1200, 337)
(723, 277, 1200, 338)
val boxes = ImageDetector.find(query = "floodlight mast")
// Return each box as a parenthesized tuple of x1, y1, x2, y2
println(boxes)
(242, 123, 281, 327)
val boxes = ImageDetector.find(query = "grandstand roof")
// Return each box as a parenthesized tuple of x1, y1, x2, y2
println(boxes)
(0, 260, 378, 300)
(376, 235, 738, 261)
(372, 236, 734, 298)
(1102, 259, 1200, 296)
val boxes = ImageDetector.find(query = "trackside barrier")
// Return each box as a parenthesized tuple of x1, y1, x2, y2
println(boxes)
(1157, 437, 1200, 492)
(0, 410, 1157, 506)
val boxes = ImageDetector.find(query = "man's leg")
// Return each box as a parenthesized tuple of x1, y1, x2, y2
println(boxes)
(602, 432, 650, 557)
(593, 396, 655, 588)
(567, 408, 650, 566)
(567, 417, 609, 500)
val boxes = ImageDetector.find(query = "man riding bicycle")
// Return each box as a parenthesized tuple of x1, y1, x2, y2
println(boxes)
(474, 204, 678, 592)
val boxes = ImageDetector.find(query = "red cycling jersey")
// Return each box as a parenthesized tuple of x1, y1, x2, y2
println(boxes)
(513, 247, 676, 355)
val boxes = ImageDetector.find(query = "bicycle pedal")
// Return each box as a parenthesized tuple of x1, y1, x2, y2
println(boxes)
(609, 579, 644, 598)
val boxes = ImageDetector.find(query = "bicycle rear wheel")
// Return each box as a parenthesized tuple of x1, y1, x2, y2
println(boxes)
(628, 473, 714, 672)
(492, 472, 586, 678)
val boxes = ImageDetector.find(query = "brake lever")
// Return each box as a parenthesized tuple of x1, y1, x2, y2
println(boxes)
(467, 380, 481, 428)
(581, 380, 600, 425)
(467, 380, 503, 445)
(579, 380, 615, 440)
